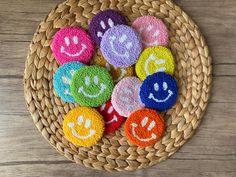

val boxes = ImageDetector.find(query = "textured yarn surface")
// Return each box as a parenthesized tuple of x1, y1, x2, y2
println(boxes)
(63, 107, 104, 147)
(97, 99, 125, 134)
(89, 9, 127, 46)
(140, 72, 178, 112)
(125, 108, 165, 147)
(101, 25, 142, 68)
(111, 77, 144, 117)
(132, 15, 169, 48)
(71, 66, 114, 107)
(136, 46, 175, 81)
(52, 26, 95, 65)
(24, 0, 212, 172)
(53, 61, 84, 103)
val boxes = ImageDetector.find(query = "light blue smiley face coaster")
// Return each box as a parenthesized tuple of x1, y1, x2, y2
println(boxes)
(71, 66, 114, 107)
(53, 62, 84, 103)
(139, 72, 178, 112)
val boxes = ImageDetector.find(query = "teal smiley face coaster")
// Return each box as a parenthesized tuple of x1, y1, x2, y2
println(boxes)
(71, 66, 114, 107)
(53, 61, 84, 103)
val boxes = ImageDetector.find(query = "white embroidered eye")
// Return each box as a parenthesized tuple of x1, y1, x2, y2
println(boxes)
(94, 76, 99, 85)
(108, 106, 113, 114)
(163, 82, 168, 91)
(141, 117, 149, 127)
(77, 115, 83, 125)
(73, 36, 78, 44)
(85, 76, 90, 86)
(154, 83, 159, 91)
(148, 121, 156, 131)
(108, 18, 114, 28)
(64, 37, 70, 46)
(85, 119, 91, 128)
(100, 20, 106, 29)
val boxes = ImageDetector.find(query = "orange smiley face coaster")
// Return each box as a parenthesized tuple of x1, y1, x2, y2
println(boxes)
(93, 56, 134, 83)
(125, 108, 165, 147)
(63, 107, 105, 147)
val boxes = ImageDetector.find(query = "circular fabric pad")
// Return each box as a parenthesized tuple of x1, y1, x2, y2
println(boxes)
(89, 9, 127, 46)
(52, 26, 95, 65)
(63, 107, 104, 147)
(140, 72, 178, 112)
(93, 56, 134, 83)
(101, 25, 142, 68)
(136, 46, 175, 81)
(71, 66, 114, 107)
(97, 99, 125, 134)
(53, 62, 84, 103)
(111, 77, 144, 117)
(125, 108, 165, 147)
(132, 15, 168, 48)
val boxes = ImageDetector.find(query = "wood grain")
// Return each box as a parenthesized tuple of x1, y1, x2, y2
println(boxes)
(0, 0, 235, 176)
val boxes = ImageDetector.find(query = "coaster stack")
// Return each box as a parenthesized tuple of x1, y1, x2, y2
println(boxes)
(24, 0, 212, 171)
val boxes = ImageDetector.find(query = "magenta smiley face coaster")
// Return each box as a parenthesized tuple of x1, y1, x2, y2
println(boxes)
(97, 100, 125, 134)
(101, 25, 142, 68)
(132, 16, 168, 48)
(111, 77, 144, 117)
(52, 26, 95, 65)
(89, 10, 127, 46)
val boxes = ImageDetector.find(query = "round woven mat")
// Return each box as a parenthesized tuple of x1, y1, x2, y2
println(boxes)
(23, 0, 212, 171)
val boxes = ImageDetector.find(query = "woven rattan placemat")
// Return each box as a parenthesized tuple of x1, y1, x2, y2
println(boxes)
(23, 0, 212, 171)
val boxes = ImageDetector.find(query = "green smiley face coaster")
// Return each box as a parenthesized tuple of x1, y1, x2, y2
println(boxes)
(71, 66, 114, 107)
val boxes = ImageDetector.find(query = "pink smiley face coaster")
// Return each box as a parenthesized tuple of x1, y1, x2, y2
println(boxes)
(97, 100, 125, 134)
(132, 16, 168, 48)
(52, 26, 95, 65)
(111, 77, 144, 117)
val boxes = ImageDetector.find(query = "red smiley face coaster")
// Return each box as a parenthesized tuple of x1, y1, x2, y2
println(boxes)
(52, 26, 95, 65)
(97, 100, 125, 134)
(125, 108, 165, 147)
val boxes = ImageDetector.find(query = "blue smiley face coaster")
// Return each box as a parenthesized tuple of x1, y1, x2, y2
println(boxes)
(53, 61, 84, 103)
(139, 72, 178, 112)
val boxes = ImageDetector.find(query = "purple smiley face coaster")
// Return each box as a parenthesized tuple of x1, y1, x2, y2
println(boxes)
(101, 25, 142, 68)
(89, 10, 127, 46)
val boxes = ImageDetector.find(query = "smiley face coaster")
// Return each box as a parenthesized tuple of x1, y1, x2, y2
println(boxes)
(71, 66, 114, 107)
(52, 26, 95, 65)
(132, 16, 168, 48)
(111, 77, 144, 117)
(89, 10, 127, 46)
(63, 107, 105, 147)
(97, 100, 125, 134)
(125, 108, 165, 147)
(93, 56, 134, 83)
(136, 46, 175, 81)
(140, 72, 178, 112)
(53, 62, 84, 103)
(101, 25, 142, 68)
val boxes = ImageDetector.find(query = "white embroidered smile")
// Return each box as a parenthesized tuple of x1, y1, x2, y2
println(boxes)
(144, 54, 166, 75)
(61, 43, 87, 57)
(78, 84, 106, 98)
(67, 116, 96, 140)
(105, 115, 118, 124)
(109, 34, 132, 59)
(148, 90, 173, 103)
(131, 123, 157, 142)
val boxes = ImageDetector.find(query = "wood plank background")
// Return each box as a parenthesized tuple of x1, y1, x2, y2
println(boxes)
(0, 0, 236, 176)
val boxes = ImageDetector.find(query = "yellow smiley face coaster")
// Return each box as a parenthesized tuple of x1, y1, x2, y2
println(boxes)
(135, 46, 175, 81)
(63, 107, 105, 147)
(93, 56, 134, 83)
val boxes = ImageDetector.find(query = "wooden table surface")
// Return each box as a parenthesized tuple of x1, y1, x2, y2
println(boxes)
(0, 0, 236, 176)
